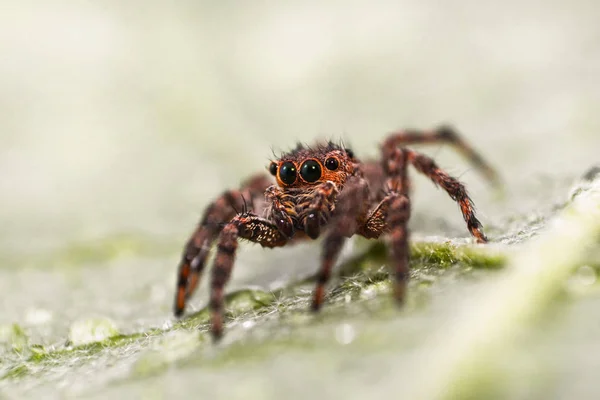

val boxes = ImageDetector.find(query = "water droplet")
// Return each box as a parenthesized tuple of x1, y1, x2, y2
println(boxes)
(68, 318, 120, 346)
(335, 323, 356, 345)
(242, 320, 255, 330)
(25, 308, 52, 325)
(575, 265, 596, 286)
(360, 287, 376, 300)
(567, 265, 597, 295)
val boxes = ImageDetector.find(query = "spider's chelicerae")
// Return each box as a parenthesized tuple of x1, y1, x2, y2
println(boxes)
(174, 126, 499, 341)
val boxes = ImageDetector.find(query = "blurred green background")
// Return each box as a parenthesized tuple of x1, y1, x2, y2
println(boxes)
(1, 1, 600, 398)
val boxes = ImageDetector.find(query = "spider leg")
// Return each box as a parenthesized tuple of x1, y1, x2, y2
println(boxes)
(174, 174, 271, 317)
(383, 125, 500, 186)
(358, 195, 412, 302)
(311, 177, 370, 311)
(357, 149, 410, 239)
(405, 149, 487, 243)
(209, 213, 288, 341)
(362, 145, 488, 304)
(368, 146, 413, 303)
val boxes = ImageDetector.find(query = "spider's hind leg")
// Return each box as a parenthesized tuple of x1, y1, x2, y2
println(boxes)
(173, 174, 271, 318)
(406, 149, 488, 243)
(382, 125, 500, 186)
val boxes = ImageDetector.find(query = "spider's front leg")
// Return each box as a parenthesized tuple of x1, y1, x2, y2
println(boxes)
(209, 213, 288, 341)
(310, 177, 371, 311)
(174, 174, 270, 318)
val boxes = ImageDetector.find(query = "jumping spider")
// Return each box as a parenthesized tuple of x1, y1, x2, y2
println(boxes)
(174, 126, 499, 341)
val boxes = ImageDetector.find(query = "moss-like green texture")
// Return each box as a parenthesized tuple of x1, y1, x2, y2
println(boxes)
(0, 240, 504, 383)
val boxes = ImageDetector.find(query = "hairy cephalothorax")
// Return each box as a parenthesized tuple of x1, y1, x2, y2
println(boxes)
(173, 126, 499, 341)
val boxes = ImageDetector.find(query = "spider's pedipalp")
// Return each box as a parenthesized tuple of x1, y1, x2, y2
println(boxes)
(264, 185, 296, 238)
(298, 181, 338, 239)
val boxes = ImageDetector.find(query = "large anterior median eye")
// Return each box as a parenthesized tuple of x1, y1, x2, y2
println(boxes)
(300, 159, 322, 182)
(279, 162, 297, 185)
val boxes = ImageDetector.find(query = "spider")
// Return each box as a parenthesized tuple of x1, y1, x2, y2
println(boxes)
(173, 126, 499, 341)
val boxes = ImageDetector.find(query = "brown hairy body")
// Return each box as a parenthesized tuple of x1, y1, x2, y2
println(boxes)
(173, 126, 499, 341)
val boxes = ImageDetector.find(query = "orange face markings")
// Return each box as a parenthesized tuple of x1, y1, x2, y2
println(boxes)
(269, 142, 354, 190)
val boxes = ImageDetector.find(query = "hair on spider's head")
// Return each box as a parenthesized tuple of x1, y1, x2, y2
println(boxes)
(277, 139, 350, 166)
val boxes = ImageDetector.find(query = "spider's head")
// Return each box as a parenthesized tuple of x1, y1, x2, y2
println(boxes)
(268, 141, 357, 190)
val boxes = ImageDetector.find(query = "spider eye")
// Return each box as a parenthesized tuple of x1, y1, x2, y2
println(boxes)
(345, 148, 354, 159)
(269, 162, 278, 176)
(300, 160, 322, 183)
(279, 162, 297, 185)
(325, 157, 339, 171)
